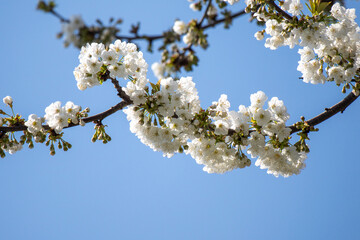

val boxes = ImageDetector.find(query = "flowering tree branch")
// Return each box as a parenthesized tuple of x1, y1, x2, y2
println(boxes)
(39, 0, 247, 47)
(2, 0, 358, 177)
(0, 101, 130, 133)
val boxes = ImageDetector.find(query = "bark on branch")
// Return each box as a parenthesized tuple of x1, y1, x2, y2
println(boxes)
(289, 91, 359, 134)
(267, 0, 294, 21)
(0, 101, 132, 133)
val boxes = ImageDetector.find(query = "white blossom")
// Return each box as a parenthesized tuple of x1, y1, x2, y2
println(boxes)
(173, 20, 187, 35)
(3, 96, 13, 106)
(25, 114, 43, 134)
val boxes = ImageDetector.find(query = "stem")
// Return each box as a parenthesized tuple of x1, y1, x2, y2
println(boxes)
(267, 0, 294, 21)
(49, 9, 70, 23)
(0, 101, 131, 133)
(202, 9, 247, 30)
(10, 106, 15, 117)
(109, 77, 133, 103)
(198, 0, 213, 27)
(289, 91, 359, 134)
(47, 6, 247, 44)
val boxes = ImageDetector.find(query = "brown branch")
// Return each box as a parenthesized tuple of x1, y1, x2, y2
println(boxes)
(0, 101, 132, 133)
(49, 9, 70, 23)
(109, 77, 133, 103)
(46, 6, 247, 44)
(198, 0, 213, 27)
(115, 34, 164, 42)
(203, 9, 247, 30)
(267, 0, 294, 21)
(289, 91, 359, 134)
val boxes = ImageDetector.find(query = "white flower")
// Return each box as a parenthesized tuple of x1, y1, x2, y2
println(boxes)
(250, 91, 267, 109)
(44, 101, 82, 134)
(265, 19, 282, 36)
(101, 49, 118, 65)
(213, 94, 230, 113)
(189, 3, 200, 11)
(253, 109, 271, 126)
(298, 47, 315, 62)
(214, 119, 229, 135)
(183, 32, 194, 45)
(25, 114, 43, 134)
(3, 96, 13, 106)
(288, 0, 303, 16)
(151, 62, 165, 79)
(65, 101, 81, 124)
(254, 31, 264, 41)
(108, 64, 126, 79)
(160, 77, 178, 92)
(109, 39, 127, 55)
(222, 0, 240, 5)
(173, 20, 187, 35)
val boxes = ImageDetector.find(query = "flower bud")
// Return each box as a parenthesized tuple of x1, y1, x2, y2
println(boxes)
(3, 96, 13, 106)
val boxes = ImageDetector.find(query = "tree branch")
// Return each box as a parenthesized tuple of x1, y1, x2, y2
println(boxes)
(49, 9, 70, 23)
(0, 101, 132, 133)
(202, 9, 247, 30)
(198, 0, 213, 27)
(267, 0, 294, 21)
(289, 91, 359, 134)
(46, 6, 247, 44)
(109, 77, 133, 103)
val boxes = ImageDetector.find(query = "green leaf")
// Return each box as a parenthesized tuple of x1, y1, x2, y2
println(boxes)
(318, 2, 331, 13)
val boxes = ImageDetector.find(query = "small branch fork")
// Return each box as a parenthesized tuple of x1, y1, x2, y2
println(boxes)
(198, 0, 213, 27)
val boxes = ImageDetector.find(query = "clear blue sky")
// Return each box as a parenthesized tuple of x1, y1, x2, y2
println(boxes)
(1, 0, 360, 239)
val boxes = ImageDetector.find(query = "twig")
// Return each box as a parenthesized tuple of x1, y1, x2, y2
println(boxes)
(47, 6, 247, 44)
(0, 101, 131, 133)
(198, 0, 213, 27)
(202, 9, 247, 30)
(115, 34, 163, 42)
(267, 0, 294, 21)
(49, 9, 70, 23)
(289, 91, 359, 134)
(109, 77, 133, 103)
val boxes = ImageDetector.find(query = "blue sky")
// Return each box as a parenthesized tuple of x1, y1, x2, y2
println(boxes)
(1, 0, 360, 239)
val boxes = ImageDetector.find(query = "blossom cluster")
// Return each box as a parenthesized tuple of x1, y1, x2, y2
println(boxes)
(44, 101, 82, 134)
(172, 19, 194, 45)
(74, 40, 148, 91)
(70, 37, 309, 177)
(122, 75, 306, 177)
(252, 2, 360, 89)
(124, 77, 201, 158)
